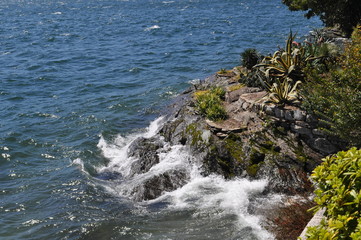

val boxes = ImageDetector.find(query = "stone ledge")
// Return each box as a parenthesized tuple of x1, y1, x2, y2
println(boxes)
(299, 209, 325, 240)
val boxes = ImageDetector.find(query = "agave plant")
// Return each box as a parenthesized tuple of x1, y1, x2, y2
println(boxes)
(255, 32, 314, 83)
(262, 77, 302, 105)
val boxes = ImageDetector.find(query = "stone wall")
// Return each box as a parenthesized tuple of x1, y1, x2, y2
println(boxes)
(227, 88, 342, 155)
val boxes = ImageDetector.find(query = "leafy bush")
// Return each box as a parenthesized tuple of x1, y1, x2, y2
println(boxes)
(303, 40, 342, 72)
(194, 87, 227, 121)
(306, 147, 361, 239)
(301, 26, 361, 147)
(241, 48, 261, 70)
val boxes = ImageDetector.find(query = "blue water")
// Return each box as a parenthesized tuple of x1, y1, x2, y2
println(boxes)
(1, 1, 321, 239)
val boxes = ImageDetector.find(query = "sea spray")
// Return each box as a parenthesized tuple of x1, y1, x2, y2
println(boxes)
(94, 117, 274, 239)
(96, 117, 165, 175)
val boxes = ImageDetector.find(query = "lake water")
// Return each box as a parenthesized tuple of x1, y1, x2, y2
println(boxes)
(0, 0, 321, 239)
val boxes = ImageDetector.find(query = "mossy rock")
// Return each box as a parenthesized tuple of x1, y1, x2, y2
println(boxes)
(185, 123, 204, 147)
(224, 133, 245, 163)
(246, 164, 261, 177)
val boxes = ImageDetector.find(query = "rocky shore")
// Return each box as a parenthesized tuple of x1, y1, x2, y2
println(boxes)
(124, 68, 343, 239)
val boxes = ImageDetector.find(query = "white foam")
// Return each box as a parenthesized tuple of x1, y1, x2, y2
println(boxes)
(96, 117, 164, 175)
(145, 25, 160, 31)
(72, 158, 86, 173)
(95, 116, 274, 239)
(151, 169, 273, 239)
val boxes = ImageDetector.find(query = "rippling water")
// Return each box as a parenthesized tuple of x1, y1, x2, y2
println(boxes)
(1, 0, 321, 239)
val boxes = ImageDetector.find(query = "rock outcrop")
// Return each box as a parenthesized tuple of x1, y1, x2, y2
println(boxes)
(126, 68, 343, 239)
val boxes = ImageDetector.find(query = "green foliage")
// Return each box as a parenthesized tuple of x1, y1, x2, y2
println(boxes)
(306, 148, 361, 239)
(301, 26, 361, 147)
(241, 48, 261, 70)
(282, 0, 361, 36)
(195, 87, 227, 121)
(209, 86, 226, 99)
(303, 40, 342, 72)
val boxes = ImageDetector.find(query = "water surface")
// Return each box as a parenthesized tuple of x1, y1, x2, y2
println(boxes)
(0, 1, 321, 239)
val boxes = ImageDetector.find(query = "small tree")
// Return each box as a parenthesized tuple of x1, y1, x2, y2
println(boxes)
(282, 0, 361, 36)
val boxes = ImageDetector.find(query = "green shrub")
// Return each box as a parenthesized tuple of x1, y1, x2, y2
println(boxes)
(306, 147, 361, 239)
(301, 26, 361, 148)
(209, 86, 226, 99)
(241, 48, 261, 70)
(303, 41, 342, 72)
(195, 87, 227, 121)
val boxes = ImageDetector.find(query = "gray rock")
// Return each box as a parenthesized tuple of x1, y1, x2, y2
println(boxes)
(264, 105, 274, 116)
(225, 89, 241, 103)
(294, 110, 306, 121)
(251, 103, 260, 112)
(306, 114, 318, 124)
(299, 209, 325, 240)
(313, 138, 337, 154)
(291, 123, 312, 137)
(285, 110, 294, 121)
(274, 108, 285, 119)
(131, 170, 188, 201)
(295, 121, 310, 128)
(242, 101, 250, 110)
(312, 129, 325, 137)
(128, 137, 164, 175)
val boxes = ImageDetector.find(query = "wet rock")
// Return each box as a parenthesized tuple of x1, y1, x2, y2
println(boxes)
(132, 170, 188, 201)
(261, 165, 314, 195)
(128, 137, 164, 175)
